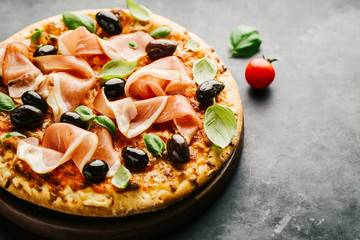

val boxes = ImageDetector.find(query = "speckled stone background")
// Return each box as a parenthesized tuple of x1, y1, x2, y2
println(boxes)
(0, 0, 359, 239)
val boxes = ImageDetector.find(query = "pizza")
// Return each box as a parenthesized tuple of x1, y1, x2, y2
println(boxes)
(0, 3, 243, 218)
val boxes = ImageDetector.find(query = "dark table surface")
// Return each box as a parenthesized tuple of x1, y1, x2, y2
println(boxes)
(1, 0, 359, 239)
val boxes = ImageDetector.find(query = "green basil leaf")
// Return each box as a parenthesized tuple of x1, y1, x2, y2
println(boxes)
(204, 102, 236, 148)
(143, 133, 165, 157)
(193, 57, 217, 85)
(1, 132, 26, 144)
(99, 60, 137, 80)
(111, 165, 131, 189)
(128, 41, 138, 49)
(95, 115, 116, 134)
(74, 105, 96, 121)
(229, 26, 262, 57)
(31, 28, 44, 43)
(0, 92, 15, 111)
(48, 34, 58, 40)
(150, 27, 172, 38)
(185, 39, 198, 51)
(62, 11, 95, 33)
(126, 0, 151, 21)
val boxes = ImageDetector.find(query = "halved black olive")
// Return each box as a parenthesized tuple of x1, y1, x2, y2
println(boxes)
(33, 45, 57, 57)
(21, 90, 48, 114)
(60, 112, 87, 129)
(83, 159, 109, 182)
(122, 146, 149, 169)
(10, 105, 44, 129)
(145, 40, 177, 60)
(96, 11, 122, 35)
(101, 78, 126, 99)
(196, 80, 225, 104)
(167, 134, 190, 164)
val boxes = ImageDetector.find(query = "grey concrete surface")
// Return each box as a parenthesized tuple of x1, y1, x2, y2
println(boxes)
(0, 0, 359, 239)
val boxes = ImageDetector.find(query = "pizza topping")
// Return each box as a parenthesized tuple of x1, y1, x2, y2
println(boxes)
(111, 164, 131, 189)
(99, 31, 153, 61)
(196, 80, 225, 104)
(150, 27, 172, 38)
(184, 39, 198, 52)
(93, 115, 116, 134)
(33, 45, 58, 57)
(0, 92, 15, 111)
(0, 132, 26, 144)
(126, 0, 151, 22)
(192, 56, 217, 85)
(143, 133, 165, 157)
(128, 41, 137, 49)
(99, 60, 137, 80)
(83, 159, 109, 182)
(167, 134, 190, 164)
(125, 56, 192, 100)
(2, 42, 43, 98)
(21, 90, 48, 114)
(102, 78, 126, 98)
(60, 111, 88, 129)
(62, 11, 96, 33)
(122, 146, 149, 169)
(95, 11, 123, 36)
(31, 28, 45, 44)
(145, 40, 177, 60)
(10, 105, 44, 129)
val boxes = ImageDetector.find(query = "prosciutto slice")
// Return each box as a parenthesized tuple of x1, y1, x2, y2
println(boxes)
(1, 42, 43, 98)
(124, 56, 194, 100)
(93, 89, 200, 142)
(17, 123, 121, 177)
(57, 27, 153, 61)
(33, 55, 96, 121)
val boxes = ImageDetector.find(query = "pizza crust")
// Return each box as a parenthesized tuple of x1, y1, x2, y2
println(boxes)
(0, 9, 244, 217)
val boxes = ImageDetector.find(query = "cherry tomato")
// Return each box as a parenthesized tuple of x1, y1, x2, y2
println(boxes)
(245, 57, 277, 89)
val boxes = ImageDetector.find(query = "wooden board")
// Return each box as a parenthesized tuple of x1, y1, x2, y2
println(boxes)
(0, 127, 243, 240)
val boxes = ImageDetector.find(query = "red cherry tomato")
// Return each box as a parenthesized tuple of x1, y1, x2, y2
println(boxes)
(245, 57, 277, 89)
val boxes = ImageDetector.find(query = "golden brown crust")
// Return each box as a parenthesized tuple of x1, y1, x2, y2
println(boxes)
(0, 9, 244, 217)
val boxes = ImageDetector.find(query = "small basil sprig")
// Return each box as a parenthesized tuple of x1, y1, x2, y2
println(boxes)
(185, 39, 198, 52)
(126, 0, 151, 21)
(31, 28, 44, 43)
(150, 27, 172, 38)
(0, 92, 15, 111)
(193, 57, 217, 85)
(229, 26, 262, 57)
(62, 11, 95, 33)
(143, 133, 165, 157)
(1, 132, 26, 144)
(74, 105, 116, 133)
(128, 41, 138, 49)
(111, 165, 131, 189)
(204, 100, 236, 149)
(99, 60, 137, 80)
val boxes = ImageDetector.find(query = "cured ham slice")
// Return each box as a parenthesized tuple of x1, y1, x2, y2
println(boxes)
(92, 128, 121, 177)
(17, 123, 98, 174)
(93, 89, 200, 142)
(99, 31, 153, 61)
(58, 27, 153, 61)
(124, 56, 193, 100)
(1, 42, 43, 98)
(155, 95, 200, 143)
(58, 27, 103, 56)
(17, 123, 121, 177)
(33, 55, 96, 121)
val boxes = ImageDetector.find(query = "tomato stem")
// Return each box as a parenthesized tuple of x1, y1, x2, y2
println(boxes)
(262, 54, 278, 63)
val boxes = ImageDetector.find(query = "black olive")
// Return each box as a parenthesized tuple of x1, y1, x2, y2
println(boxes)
(196, 80, 225, 104)
(96, 11, 122, 35)
(10, 105, 44, 129)
(60, 112, 87, 129)
(83, 159, 109, 182)
(122, 146, 149, 169)
(145, 40, 177, 60)
(101, 78, 126, 99)
(21, 90, 48, 114)
(167, 134, 190, 164)
(33, 45, 57, 57)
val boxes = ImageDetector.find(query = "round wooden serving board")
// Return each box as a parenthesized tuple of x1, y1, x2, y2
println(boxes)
(0, 128, 243, 240)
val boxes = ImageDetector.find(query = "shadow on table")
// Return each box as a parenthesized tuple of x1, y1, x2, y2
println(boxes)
(247, 87, 272, 103)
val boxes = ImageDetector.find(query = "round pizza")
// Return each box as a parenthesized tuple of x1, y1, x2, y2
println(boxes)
(0, 1, 243, 218)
